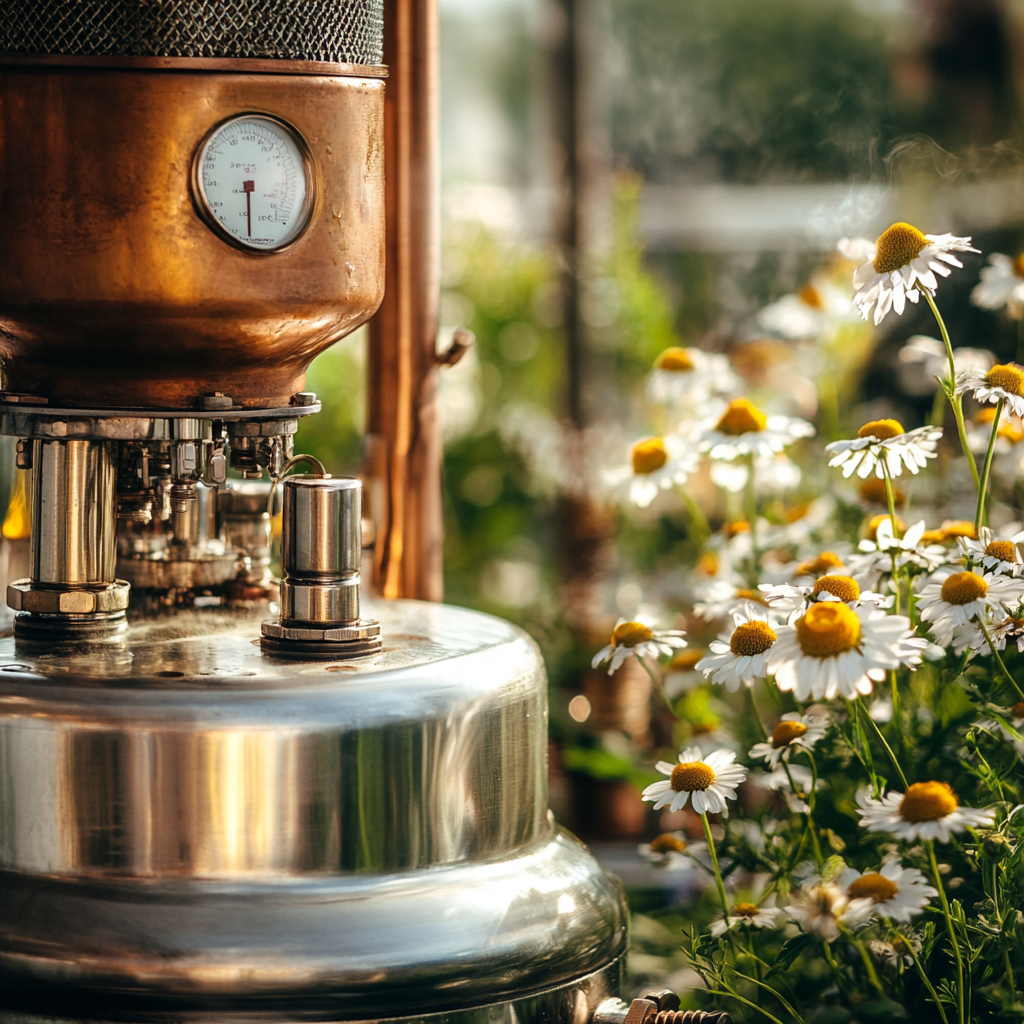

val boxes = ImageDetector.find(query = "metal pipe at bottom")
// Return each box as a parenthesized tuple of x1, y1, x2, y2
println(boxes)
(31, 439, 117, 586)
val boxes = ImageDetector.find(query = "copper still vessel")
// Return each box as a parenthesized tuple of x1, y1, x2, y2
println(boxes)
(0, 3, 629, 1023)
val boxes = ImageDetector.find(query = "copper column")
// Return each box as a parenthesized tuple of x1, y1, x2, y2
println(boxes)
(367, 0, 443, 602)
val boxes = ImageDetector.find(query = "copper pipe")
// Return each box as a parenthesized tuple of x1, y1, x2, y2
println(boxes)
(366, 0, 442, 601)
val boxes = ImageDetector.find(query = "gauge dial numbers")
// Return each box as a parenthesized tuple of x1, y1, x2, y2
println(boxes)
(192, 114, 316, 253)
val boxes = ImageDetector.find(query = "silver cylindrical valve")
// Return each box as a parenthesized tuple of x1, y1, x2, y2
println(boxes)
(261, 474, 381, 658)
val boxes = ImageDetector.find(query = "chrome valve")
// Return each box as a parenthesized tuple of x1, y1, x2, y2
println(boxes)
(260, 474, 382, 658)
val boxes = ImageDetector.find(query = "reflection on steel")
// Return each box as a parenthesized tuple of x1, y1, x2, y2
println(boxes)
(366, 0, 444, 601)
(30, 440, 116, 586)
(0, 63, 385, 409)
(0, 600, 627, 1016)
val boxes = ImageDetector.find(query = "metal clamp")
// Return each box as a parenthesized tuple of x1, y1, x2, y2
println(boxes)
(592, 991, 731, 1024)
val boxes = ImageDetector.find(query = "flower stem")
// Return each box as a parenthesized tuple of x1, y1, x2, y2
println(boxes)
(898, 925, 951, 1024)
(975, 396, 1003, 535)
(849, 933, 885, 995)
(638, 657, 678, 716)
(846, 698, 879, 796)
(925, 291, 980, 490)
(927, 839, 966, 1024)
(976, 616, 1024, 701)
(858, 696, 909, 789)
(701, 810, 730, 926)
(881, 460, 899, 536)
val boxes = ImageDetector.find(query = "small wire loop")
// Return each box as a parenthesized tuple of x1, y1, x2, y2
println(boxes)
(265, 454, 330, 515)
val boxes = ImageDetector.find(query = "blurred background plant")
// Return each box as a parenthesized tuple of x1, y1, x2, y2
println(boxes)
(294, 0, 1024, 1013)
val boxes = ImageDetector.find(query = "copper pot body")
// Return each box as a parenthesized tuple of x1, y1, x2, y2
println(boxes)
(0, 65, 385, 409)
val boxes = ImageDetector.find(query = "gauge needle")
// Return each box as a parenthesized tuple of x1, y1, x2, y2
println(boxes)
(243, 179, 255, 237)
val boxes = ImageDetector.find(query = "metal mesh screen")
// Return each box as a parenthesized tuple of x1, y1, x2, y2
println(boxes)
(0, 1, 383, 64)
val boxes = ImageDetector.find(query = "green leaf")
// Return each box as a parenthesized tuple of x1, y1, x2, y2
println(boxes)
(766, 932, 813, 976)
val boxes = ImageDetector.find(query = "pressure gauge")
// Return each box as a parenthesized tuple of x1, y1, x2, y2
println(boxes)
(192, 114, 315, 253)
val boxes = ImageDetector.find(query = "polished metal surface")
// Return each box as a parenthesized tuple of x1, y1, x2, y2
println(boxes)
(30, 440, 116, 585)
(0, 959, 624, 1024)
(280, 576, 360, 623)
(282, 475, 361, 580)
(0, 68, 384, 409)
(0, 599, 628, 1017)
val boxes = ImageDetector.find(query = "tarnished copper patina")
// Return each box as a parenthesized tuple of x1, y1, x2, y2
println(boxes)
(0, 59, 385, 409)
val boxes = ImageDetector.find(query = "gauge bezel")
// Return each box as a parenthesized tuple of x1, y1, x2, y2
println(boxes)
(190, 112, 318, 255)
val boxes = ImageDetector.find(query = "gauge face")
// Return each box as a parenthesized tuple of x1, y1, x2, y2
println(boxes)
(193, 115, 314, 252)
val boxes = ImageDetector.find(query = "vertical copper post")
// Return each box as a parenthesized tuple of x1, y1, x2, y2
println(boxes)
(366, 0, 443, 601)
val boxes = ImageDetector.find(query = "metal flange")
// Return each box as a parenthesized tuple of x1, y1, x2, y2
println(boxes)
(7, 578, 131, 614)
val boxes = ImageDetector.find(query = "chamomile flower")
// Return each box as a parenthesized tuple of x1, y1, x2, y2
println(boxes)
(641, 746, 748, 815)
(965, 406, 1024, 455)
(971, 253, 1024, 319)
(993, 616, 1024, 654)
(825, 418, 941, 479)
(646, 346, 740, 405)
(836, 861, 937, 923)
(916, 567, 1024, 646)
(696, 605, 778, 691)
(603, 433, 701, 509)
(857, 782, 995, 842)
(759, 574, 891, 614)
(790, 550, 848, 580)
(870, 934, 918, 967)
(788, 883, 873, 941)
(849, 222, 979, 326)
(955, 362, 1024, 419)
(710, 901, 779, 937)
(897, 335, 994, 394)
(698, 398, 814, 462)
(959, 526, 1024, 576)
(591, 619, 687, 675)
(749, 711, 828, 768)
(757, 278, 853, 340)
(847, 519, 949, 591)
(693, 578, 771, 621)
(637, 832, 699, 871)
(767, 603, 926, 701)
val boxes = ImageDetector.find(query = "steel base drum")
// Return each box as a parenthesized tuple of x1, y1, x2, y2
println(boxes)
(0, 599, 628, 1021)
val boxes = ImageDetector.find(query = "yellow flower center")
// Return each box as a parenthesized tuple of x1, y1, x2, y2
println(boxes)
(654, 347, 694, 372)
(716, 398, 768, 436)
(729, 620, 777, 656)
(872, 222, 928, 275)
(899, 780, 958, 823)
(697, 552, 719, 577)
(985, 540, 1018, 563)
(725, 520, 751, 538)
(611, 620, 653, 647)
(732, 902, 761, 918)
(857, 418, 905, 440)
(985, 363, 1024, 397)
(941, 520, 976, 540)
(859, 478, 904, 507)
(868, 513, 905, 540)
(940, 571, 988, 606)
(1002, 420, 1024, 443)
(812, 575, 860, 603)
(670, 761, 716, 792)
(920, 529, 946, 544)
(632, 437, 668, 475)
(796, 551, 844, 577)
(798, 284, 824, 310)
(649, 833, 688, 854)
(669, 649, 703, 671)
(795, 602, 861, 658)
(771, 720, 809, 749)
(847, 872, 899, 903)
(735, 588, 768, 605)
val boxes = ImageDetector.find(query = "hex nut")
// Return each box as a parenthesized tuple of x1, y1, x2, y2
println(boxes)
(7, 579, 131, 614)
(200, 393, 234, 411)
(292, 391, 317, 407)
(261, 618, 380, 642)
